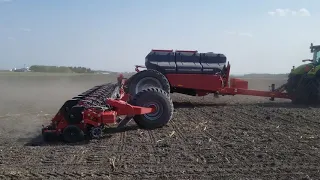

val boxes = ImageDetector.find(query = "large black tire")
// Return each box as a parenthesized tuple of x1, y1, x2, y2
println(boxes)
(285, 74, 302, 95)
(292, 75, 320, 105)
(62, 125, 85, 143)
(125, 70, 170, 97)
(130, 87, 173, 129)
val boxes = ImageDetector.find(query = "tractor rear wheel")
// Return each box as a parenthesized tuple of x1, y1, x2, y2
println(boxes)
(292, 75, 320, 105)
(285, 74, 302, 95)
(125, 69, 170, 97)
(130, 87, 173, 129)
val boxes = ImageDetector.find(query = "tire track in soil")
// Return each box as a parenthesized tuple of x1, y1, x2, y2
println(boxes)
(169, 109, 226, 166)
(169, 116, 203, 164)
(44, 148, 83, 166)
(85, 146, 108, 165)
(117, 131, 126, 162)
(37, 147, 91, 167)
(147, 129, 160, 164)
(146, 121, 189, 166)
(112, 127, 161, 171)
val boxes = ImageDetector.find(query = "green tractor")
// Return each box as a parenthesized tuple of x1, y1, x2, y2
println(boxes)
(285, 43, 320, 104)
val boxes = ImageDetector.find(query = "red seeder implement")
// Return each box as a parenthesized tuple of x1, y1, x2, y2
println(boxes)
(42, 75, 173, 143)
(43, 49, 292, 143)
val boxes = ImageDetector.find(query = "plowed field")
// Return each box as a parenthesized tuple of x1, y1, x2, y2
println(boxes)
(0, 73, 320, 180)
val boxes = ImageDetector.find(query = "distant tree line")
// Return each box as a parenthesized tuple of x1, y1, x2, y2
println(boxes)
(29, 65, 94, 73)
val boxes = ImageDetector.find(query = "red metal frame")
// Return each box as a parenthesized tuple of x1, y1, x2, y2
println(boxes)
(165, 73, 290, 99)
(44, 99, 155, 135)
(151, 49, 173, 52)
(135, 60, 290, 100)
(220, 87, 290, 99)
(166, 74, 224, 91)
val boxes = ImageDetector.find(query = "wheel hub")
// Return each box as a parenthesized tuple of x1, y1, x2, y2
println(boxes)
(90, 127, 103, 138)
(143, 101, 163, 121)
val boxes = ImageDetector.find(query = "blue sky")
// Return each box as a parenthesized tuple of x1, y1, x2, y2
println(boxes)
(0, 0, 319, 74)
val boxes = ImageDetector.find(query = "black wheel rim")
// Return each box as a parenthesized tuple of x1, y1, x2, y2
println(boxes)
(135, 77, 163, 94)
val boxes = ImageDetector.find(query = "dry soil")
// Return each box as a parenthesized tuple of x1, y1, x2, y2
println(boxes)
(0, 73, 319, 180)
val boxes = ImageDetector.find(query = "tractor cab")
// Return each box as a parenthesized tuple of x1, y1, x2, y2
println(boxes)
(310, 43, 320, 64)
(303, 43, 320, 64)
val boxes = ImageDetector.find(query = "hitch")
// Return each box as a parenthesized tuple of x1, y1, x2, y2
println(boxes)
(269, 84, 275, 101)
